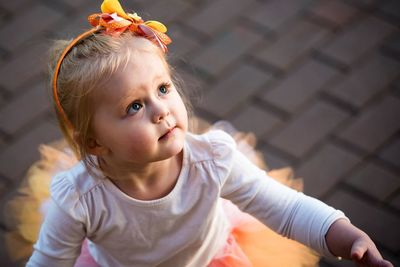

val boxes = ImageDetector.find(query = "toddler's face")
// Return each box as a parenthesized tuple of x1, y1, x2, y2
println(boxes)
(89, 50, 188, 167)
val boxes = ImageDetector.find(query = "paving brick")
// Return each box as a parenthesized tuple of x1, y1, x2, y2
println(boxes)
(380, 252, 400, 267)
(297, 143, 360, 198)
(259, 145, 293, 170)
(0, 229, 15, 267)
(229, 105, 282, 138)
(379, 137, 400, 169)
(346, 162, 400, 201)
(0, 82, 51, 135)
(338, 96, 400, 153)
(379, 0, 400, 22)
(308, 0, 358, 27)
(192, 26, 263, 76)
(0, 121, 62, 181)
(54, 3, 98, 38)
(383, 33, 400, 58)
(173, 70, 206, 119)
(255, 19, 327, 70)
(56, 0, 93, 9)
(345, 0, 377, 7)
(318, 260, 331, 267)
(186, 0, 254, 36)
(146, 0, 191, 24)
(0, 178, 7, 203)
(109, 0, 157, 17)
(326, 189, 400, 251)
(0, 134, 6, 151)
(0, 7, 7, 25)
(0, 90, 6, 105)
(0, 46, 6, 60)
(394, 78, 400, 97)
(260, 59, 339, 113)
(198, 63, 272, 117)
(0, 40, 48, 92)
(325, 53, 400, 108)
(390, 193, 400, 210)
(246, 0, 313, 31)
(0, 0, 31, 13)
(168, 25, 201, 59)
(0, 4, 63, 52)
(319, 16, 395, 65)
(173, 66, 206, 101)
(268, 101, 349, 158)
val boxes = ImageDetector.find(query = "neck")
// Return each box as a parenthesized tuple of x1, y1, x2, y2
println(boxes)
(98, 151, 183, 200)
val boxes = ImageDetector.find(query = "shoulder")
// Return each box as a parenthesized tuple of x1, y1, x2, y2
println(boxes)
(185, 130, 237, 184)
(185, 130, 236, 162)
(50, 161, 105, 219)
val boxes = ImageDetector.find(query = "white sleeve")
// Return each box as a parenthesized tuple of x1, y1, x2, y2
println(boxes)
(26, 175, 86, 266)
(26, 200, 85, 267)
(213, 131, 348, 257)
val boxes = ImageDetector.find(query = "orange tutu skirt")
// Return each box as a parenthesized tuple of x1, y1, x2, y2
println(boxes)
(4, 120, 319, 267)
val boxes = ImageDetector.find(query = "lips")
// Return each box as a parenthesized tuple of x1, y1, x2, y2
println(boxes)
(159, 126, 177, 140)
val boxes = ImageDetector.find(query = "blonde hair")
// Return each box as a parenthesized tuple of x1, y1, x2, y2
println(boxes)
(48, 31, 191, 170)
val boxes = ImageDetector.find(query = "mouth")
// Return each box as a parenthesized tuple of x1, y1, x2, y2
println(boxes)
(159, 126, 177, 141)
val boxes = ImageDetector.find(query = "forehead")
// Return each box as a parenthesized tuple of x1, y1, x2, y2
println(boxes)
(115, 48, 168, 82)
(94, 50, 170, 101)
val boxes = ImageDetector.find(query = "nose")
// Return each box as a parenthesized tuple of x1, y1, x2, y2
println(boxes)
(151, 99, 170, 123)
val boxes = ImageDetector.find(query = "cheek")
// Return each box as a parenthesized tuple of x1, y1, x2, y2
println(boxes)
(122, 125, 155, 151)
(173, 95, 188, 126)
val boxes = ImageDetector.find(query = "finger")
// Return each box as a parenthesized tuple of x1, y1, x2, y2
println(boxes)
(351, 241, 368, 261)
(378, 259, 394, 267)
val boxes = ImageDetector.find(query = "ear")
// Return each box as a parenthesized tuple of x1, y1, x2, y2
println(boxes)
(86, 137, 109, 156)
(73, 131, 109, 156)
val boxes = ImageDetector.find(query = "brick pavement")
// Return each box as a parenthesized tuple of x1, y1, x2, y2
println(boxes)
(0, 0, 399, 266)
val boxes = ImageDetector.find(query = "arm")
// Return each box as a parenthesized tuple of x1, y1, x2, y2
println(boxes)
(213, 131, 393, 265)
(26, 200, 85, 267)
(220, 147, 346, 256)
(326, 219, 393, 267)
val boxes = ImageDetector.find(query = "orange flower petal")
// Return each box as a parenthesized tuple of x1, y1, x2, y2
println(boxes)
(88, 13, 101, 27)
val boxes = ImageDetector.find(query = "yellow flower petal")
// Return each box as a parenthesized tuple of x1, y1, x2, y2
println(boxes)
(145, 20, 167, 33)
(101, 0, 130, 20)
(128, 12, 142, 22)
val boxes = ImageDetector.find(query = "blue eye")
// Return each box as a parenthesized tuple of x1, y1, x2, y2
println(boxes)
(159, 84, 169, 95)
(127, 102, 142, 115)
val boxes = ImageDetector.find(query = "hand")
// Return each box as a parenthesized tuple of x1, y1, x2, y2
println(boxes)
(350, 236, 393, 267)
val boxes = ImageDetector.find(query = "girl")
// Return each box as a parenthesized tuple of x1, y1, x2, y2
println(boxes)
(26, 0, 393, 266)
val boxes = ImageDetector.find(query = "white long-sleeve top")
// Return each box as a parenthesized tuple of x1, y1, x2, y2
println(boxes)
(27, 130, 347, 267)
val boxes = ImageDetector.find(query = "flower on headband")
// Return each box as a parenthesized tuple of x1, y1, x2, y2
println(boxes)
(88, 0, 172, 52)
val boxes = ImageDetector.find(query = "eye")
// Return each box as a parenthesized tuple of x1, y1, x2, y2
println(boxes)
(126, 102, 142, 115)
(158, 83, 170, 95)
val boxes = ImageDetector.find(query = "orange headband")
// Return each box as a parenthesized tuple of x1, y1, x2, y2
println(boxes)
(53, 0, 172, 129)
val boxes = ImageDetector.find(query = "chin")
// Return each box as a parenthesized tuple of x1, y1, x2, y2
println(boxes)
(163, 137, 185, 160)
(153, 128, 185, 161)
(169, 139, 185, 156)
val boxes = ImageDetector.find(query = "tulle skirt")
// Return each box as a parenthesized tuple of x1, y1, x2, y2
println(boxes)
(4, 120, 319, 267)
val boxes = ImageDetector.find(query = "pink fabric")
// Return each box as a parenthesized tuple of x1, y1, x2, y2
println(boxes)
(206, 200, 256, 267)
(207, 234, 252, 267)
(75, 232, 252, 267)
(74, 240, 100, 267)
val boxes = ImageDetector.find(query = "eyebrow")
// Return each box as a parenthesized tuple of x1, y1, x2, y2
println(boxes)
(135, 73, 167, 90)
(117, 73, 169, 110)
